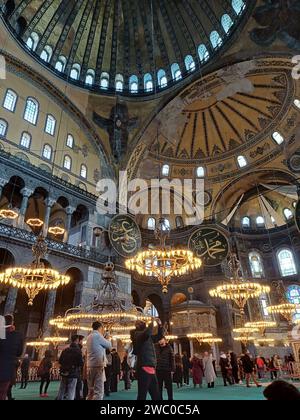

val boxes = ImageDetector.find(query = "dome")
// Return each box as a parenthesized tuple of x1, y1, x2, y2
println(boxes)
(2, 0, 251, 95)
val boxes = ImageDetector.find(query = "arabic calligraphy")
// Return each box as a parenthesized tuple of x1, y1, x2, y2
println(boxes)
(189, 228, 229, 266)
(109, 215, 141, 257)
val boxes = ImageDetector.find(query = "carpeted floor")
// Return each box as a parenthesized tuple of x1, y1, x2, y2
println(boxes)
(10, 377, 300, 401)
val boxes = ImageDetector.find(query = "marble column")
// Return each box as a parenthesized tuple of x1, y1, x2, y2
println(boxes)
(43, 197, 56, 236)
(42, 290, 57, 336)
(173, 342, 178, 354)
(0, 178, 8, 198)
(4, 287, 18, 315)
(19, 188, 34, 228)
(189, 339, 194, 358)
(64, 206, 76, 243)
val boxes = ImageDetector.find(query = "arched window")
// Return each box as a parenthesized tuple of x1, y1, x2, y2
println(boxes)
(286, 285, 300, 321)
(293, 201, 297, 208)
(176, 216, 184, 228)
(242, 216, 250, 228)
(259, 295, 270, 317)
(100, 72, 109, 89)
(115, 74, 124, 92)
(85, 69, 95, 85)
(210, 31, 223, 49)
(185, 55, 196, 72)
(221, 14, 234, 33)
(237, 155, 247, 168)
(271, 216, 276, 225)
(144, 73, 153, 92)
(171, 63, 182, 81)
(20, 132, 31, 149)
(55, 56, 66, 72)
(256, 216, 265, 227)
(232, 0, 245, 15)
(162, 164, 170, 177)
(3, 89, 18, 112)
(198, 44, 210, 63)
(196, 166, 205, 178)
(0, 119, 8, 137)
(24, 97, 39, 125)
(283, 208, 293, 220)
(249, 251, 264, 278)
(272, 131, 284, 145)
(70, 64, 80, 80)
(26, 32, 39, 51)
(277, 249, 297, 277)
(294, 99, 300, 109)
(147, 217, 156, 230)
(157, 69, 168, 88)
(161, 218, 170, 231)
(63, 155, 72, 170)
(66, 134, 74, 149)
(80, 164, 87, 179)
(40, 45, 52, 62)
(45, 114, 56, 136)
(129, 75, 138, 93)
(42, 144, 52, 160)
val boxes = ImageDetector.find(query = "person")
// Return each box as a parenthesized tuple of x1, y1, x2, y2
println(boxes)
(104, 349, 112, 397)
(191, 354, 204, 388)
(241, 352, 261, 388)
(182, 351, 191, 386)
(202, 352, 216, 388)
(155, 337, 175, 400)
(174, 353, 183, 389)
(229, 351, 239, 384)
(273, 354, 282, 378)
(38, 350, 53, 398)
(130, 319, 163, 400)
(111, 348, 121, 392)
(20, 354, 30, 389)
(263, 380, 300, 401)
(56, 335, 84, 400)
(219, 352, 232, 386)
(121, 352, 131, 390)
(86, 321, 112, 400)
(269, 355, 279, 380)
(74, 335, 85, 400)
(0, 314, 23, 400)
(256, 355, 266, 379)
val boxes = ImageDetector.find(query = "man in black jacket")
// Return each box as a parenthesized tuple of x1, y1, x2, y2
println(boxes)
(56, 335, 84, 400)
(110, 348, 121, 392)
(182, 351, 191, 386)
(131, 319, 163, 400)
(155, 337, 175, 400)
(0, 314, 23, 400)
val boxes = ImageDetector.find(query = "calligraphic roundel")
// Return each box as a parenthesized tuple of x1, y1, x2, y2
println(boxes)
(188, 227, 229, 267)
(109, 214, 142, 258)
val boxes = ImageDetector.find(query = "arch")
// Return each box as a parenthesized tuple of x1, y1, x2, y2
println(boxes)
(71, 204, 89, 228)
(24, 97, 39, 125)
(40, 45, 52, 62)
(161, 164, 170, 177)
(70, 63, 81, 80)
(129, 75, 138, 93)
(241, 216, 250, 228)
(45, 114, 56, 136)
(210, 30, 223, 49)
(42, 144, 52, 160)
(57, 196, 69, 209)
(198, 44, 210, 63)
(85, 69, 95, 85)
(0, 119, 8, 137)
(100, 72, 109, 89)
(232, 0, 245, 15)
(146, 294, 164, 321)
(20, 131, 31, 149)
(16, 16, 27, 36)
(277, 249, 297, 277)
(115, 74, 124, 92)
(39, 163, 51, 173)
(131, 290, 141, 307)
(144, 73, 153, 92)
(55, 55, 66, 72)
(3, 89, 18, 112)
(157, 69, 167, 88)
(171, 63, 182, 81)
(15, 152, 30, 162)
(66, 133, 74, 148)
(221, 14, 234, 33)
(147, 217, 156, 230)
(256, 216, 265, 227)
(26, 32, 39, 51)
(63, 155, 72, 171)
(184, 55, 196, 72)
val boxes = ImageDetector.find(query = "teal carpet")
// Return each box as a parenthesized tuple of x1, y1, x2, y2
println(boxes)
(10, 378, 300, 400)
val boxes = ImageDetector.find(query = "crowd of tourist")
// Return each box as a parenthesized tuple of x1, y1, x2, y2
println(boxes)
(0, 314, 300, 401)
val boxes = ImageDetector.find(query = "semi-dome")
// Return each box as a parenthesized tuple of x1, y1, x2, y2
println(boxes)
(2, 0, 251, 95)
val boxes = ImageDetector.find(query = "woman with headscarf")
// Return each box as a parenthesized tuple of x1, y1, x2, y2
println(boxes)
(202, 352, 216, 388)
(191, 354, 204, 388)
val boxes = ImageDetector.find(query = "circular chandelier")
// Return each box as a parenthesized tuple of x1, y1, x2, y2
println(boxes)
(209, 253, 270, 315)
(233, 326, 258, 346)
(0, 234, 70, 305)
(202, 337, 223, 345)
(0, 208, 19, 220)
(255, 338, 275, 346)
(165, 335, 178, 341)
(187, 332, 213, 344)
(244, 321, 277, 335)
(26, 218, 44, 228)
(112, 334, 131, 343)
(48, 226, 65, 236)
(26, 340, 49, 349)
(234, 335, 256, 345)
(43, 336, 68, 346)
(266, 303, 297, 323)
(126, 219, 201, 293)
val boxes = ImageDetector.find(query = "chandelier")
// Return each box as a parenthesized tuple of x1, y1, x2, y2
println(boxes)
(0, 234, 70, 305)
(255, 338, 275, 346)
(202, 337, 223, 345)
(26, 340, 50, 349)
(43, 336, 68, 346)
(187, 332, 213, 344)
(0, 208, 19, 220)
(267, 280, 298, 323)
(126, 218, 201, 293)
(233, 326, 258, 346)
(244, 321, 277, 336)
(209, 253, 270, 315)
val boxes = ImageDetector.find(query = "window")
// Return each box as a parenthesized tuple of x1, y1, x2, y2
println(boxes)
(283, 208, 293, 220)
(294, 99, 300, 109)
(277, 249, 297, 277)
(242, 216, 250, 228)
(115, 74, 124, 92)
(210, 31, 223, 49)
(100, 72, 109, 89)
(80, 164, 87, 179)
(249, 251, 264, 278)
(70, 64, 80, 80)
(161, 218, 170, 231)
(85, 70, 95, 85)
(185, 55, 196, 72)
(55, 56, 66, 72)
(256, 216, 265, 227)
(198, 44, 210, 63)
(26, 32, 39, 51)
(144, 73, 153, 92)
(157, 69, 168, 88)
(196, 166, 205, 178)
(176, 216, 184, 228)
(40, 45, 52, 62)
(171, 63, 182, 81)
(221, 14, 234, 33)
(286, 285, 300, 321)
(232, 0, 245, 15)
(24, 97, 39, 125)
(63, 155, 72, 170)
(3, 89, 17, 112)
(45, 114, 56, 136)
(237, 155, 247, 168)
(66, 134, 74, 149)
(20, 132, 31, 149)
(271, 216, 276, 225)
(129, 75, 138, 93)
(42, 144, 52, 160)
(162, 164, 170, 177)
(272, 131, 284, 145)
(0, 119, 8, 137)
(260, 296, 269, 318)
(26, 37, 33, 50)
(293, 201, 297, 209)
(147, 217, 156, 230)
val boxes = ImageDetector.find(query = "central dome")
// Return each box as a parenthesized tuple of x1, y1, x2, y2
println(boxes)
(2, 0, 250, 95)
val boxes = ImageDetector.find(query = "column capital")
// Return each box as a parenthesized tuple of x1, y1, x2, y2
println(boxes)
(20, 187, 34, 198)
(0, 178, 9, 188)
(66, 206, 76, 215)
(45, 197, 56, 207)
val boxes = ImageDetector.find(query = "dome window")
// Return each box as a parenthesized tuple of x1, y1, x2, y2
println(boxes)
(26, 32, 39, 51)
(232, 0, 246, 15)
(196, 166, 205, 178)
(0, 119, 8, 137)
(70, 64, 80, 80)
(272, 131, 284, 145)
(85, 69, 95, 85)
(100, 72, 109, 89)
(210, 31, 223, 49)
(162, 164, 170, 177)
(185, 55, 196, 72)
(294, 99, 300, 109)
(157, 69, 168, 88)
(24, 97, 39, 125)
(283, 208, 293, 220)
(45, 114, 56, 136)
(63, 155, 72, 171)
(115, 74, 124, 92)
(242, 216, 250, 228)
(147, 217, 156, 230)
(55, 56, 66, 72)
(277, 249, 297, 277)
(256, 216, 265, 227)
(129, 75, 138, 93)
(237, 155, 247, 168)
(144, 73, 153, 92)
(40, 45, 52, 63)
(198, 44, 210, 63)
(171, 63, 182, 81)
(221, 14, 234, 33)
